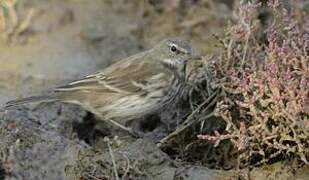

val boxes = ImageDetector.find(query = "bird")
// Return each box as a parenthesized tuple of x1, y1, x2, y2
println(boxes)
(4, 38, 194, 135)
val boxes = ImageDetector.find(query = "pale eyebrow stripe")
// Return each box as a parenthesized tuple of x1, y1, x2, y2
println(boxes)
(168, 43, 189, 53)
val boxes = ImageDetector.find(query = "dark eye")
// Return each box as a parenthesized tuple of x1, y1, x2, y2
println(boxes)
(170, 46, 177, 52)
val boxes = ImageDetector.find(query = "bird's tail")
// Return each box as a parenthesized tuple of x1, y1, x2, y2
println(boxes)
(4, 95, 58, 108)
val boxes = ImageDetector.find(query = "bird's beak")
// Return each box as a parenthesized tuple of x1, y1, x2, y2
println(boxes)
(189, 55, 203, 60)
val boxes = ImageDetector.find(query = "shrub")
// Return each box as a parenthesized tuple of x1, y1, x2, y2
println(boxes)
(194, 0, 308, 167)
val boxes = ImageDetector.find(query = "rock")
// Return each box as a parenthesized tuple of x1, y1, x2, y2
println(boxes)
(0, 104, 89, 179)
(176, 166, 234, 180)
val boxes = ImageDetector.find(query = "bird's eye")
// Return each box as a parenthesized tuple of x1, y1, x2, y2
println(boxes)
(170, 46, 177, 52)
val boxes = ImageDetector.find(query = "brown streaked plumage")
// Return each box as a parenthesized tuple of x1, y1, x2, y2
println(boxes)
(5, 38, 193, 135)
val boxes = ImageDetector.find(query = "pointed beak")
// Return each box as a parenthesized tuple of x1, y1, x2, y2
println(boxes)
(182, 55, 201, 64)
(189, 55, 203, 60)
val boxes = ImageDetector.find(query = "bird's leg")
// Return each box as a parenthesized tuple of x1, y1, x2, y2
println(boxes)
(94, 113, 137, 137)
(108, 118, 135, 134)
(129, 119, 146, 138)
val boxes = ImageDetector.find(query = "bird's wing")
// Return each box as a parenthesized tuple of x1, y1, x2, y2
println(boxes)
(54, 52, 164, 96)
(4, 52, 170, 108)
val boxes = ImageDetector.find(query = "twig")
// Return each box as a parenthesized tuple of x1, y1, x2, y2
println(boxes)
(225, 39, 233, 70)
(197, 130, 236, 147)
(106, 139, 119, 180)
(15, 7, 35, 35)
(0, 7, 5, 31)
(6, 0, 18, 29)
(238, 24, 251, 73)
(121, 154, 131, 180)
(182, 90, 218, 126)
(157, 90, 219, 147)
(85, 173, 103, 180)
(198, 95, 220, 131)
(157, 111, 215, 147)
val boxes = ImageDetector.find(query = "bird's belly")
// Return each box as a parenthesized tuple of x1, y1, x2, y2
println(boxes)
(100, 94, 162, 121)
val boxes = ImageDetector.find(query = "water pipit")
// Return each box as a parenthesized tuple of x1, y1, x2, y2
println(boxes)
(5, 38, 194, 136)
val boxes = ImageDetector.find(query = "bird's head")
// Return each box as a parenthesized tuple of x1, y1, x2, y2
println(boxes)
(151, 38, 193, 76)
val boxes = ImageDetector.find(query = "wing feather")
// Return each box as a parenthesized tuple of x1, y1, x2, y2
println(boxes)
(54, 51, 162, 95)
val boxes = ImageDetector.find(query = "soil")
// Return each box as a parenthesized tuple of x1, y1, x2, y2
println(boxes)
(0, 0, 308, 179)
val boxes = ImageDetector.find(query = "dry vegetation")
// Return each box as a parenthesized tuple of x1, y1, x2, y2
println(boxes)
(0, 0, 35, 43)
(65, 137, 147, 180)
(162, 0, 308, 169)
